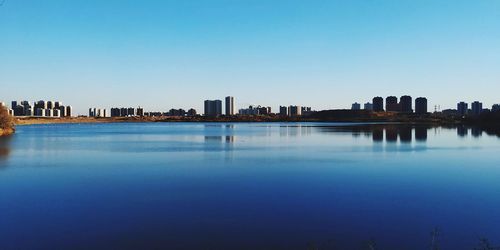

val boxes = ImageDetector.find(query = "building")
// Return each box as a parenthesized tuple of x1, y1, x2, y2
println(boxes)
(279, 106, 288, 116)
(169, 109, 186, 116)
(372, 97, 384, 112)
(364, 102, 373, 111)
(493, 104, 500, 112)
(400, 95, 413, 113)
(457, 102, 468, 116)
(47, 101, 54, 110)
(35, 108, 45, 117)
(415, 97, 428, 114)
(127, 108, 135, 116)
(471, 101, 483, 116)
(386, 96, 399, 112)
(204, 100, 222, 116)
(225, 96, 234, 116)
(137, 107, 144, 117)
(59, 106, 67, 117)
(351, 102, 361, 110)
(53, 109, 60, 117)
(66, 106, 72, 117)
(45, 109, 53, 117)
(238, 105, 260, 115)
(288, 106, 302, 116)
(89, 108, 106, 117)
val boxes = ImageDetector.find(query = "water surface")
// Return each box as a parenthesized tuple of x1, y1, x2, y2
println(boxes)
(1, 123, 499, 249)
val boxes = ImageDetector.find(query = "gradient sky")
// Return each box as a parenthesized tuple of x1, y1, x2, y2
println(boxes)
(1, 0, 499, 115)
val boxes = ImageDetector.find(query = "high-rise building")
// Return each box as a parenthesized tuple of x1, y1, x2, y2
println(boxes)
(13, 105, 25, 116)
(415, 97, 428, 114)
(364, 102, 373, 111)
(225, 96, 234, 116)
(59, 106, 67, 117)
(457, 102, 468, 116)
(127, 108, 135, 116)
(53, 109, 60, 117)
(492, 104, 500, 112)
(279, 106, 288, 116)
(11, 101, 17, 109)
(47, 101, 54, 110)
(66, 106, 72, 117)
(35, 108, 45, 117)
(386, 96, 399, 112)
(204, 100, 222, 116)
(400, 95, 413, 113)
(471, 101, 483, 116)
(136, 107, 143, 116)
(372, 97, 384, 112)
(351, 102, 361, 110)
(45, 109, 53, 117)
(288, 106, 302, 116)
(54, 101, 62, 109)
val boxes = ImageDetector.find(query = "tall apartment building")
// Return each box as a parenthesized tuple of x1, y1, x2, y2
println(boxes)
(400, 95, 413, 113)
(457, 102, 468, 116)
(204, 100, 222, 116)
(471, 101, 483, 116)
(415, 97, 428, 114)
(225, 96, 234, 116)
(372, 97, 384, 112)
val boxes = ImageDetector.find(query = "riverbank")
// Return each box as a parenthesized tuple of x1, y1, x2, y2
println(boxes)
(0, 128, 15, 136)
(12, 115, 456, 126)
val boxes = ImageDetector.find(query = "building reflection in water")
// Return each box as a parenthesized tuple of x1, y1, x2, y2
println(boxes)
(279, 124, 312, 137)
(457, 126, 468, 137)
(317, 124, 432, 144)
(415, 126, 428, 141)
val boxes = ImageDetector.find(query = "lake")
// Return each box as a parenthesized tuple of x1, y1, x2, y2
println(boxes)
(0, 122, 499, 249)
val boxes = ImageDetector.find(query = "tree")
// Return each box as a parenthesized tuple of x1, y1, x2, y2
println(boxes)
(0, 106, 14, 131)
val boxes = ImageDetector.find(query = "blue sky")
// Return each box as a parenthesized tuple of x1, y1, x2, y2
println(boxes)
(1, 0, 499, 114)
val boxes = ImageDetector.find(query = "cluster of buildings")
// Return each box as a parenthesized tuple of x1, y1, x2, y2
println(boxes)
(2, 100, 72, 117)
(352, 96, 428, 114)
(204, 96, 310, 117)
(4, 95, 497, 119)
(278, 106, 312, 116)
(453, 101, 497, 116)
(89, 107, 198, 118)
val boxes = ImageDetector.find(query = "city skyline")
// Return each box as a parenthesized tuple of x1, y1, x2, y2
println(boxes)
(2, 1, 500, 114)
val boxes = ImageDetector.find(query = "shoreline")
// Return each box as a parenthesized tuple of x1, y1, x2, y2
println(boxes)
(15, 116, 459, 126)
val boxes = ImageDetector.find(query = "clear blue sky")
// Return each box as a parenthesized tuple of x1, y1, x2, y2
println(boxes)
(1, 0, 499, 114)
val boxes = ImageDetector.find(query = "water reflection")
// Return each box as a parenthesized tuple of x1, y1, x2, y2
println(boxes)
(0, 135, 12, 165)
(316, 123, 500, 143)
(316, 124, 433, 143)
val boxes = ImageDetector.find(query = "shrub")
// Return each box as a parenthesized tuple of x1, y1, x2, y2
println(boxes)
(0, 106, 14, 130)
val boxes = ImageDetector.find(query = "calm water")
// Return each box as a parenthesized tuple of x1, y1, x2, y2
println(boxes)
(0, 122, 499, 249)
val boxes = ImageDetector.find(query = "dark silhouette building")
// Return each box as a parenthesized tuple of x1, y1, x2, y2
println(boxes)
(279, 106, 288, 116)
(471, 101, 483, 116)
(415, 97, 427, 114)
(457, 102, 468, 116)
(204, 100, 222, 116)
(386, 96, 399, 112)
(372, 97, 384, 112)
(400, 95, 413, 113)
